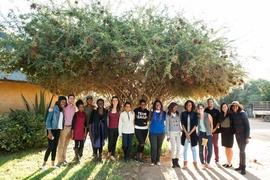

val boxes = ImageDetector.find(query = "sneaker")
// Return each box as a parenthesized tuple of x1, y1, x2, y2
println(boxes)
(150, 163, 155, 166)
(134, 156, 139, 162)
(138, 158, 143, 164)
(225, 164, 232, 168)
(156, 162, 161, 166)
(206, 164, 212, 169)
(42, 166, 47, 171)
(52, 165, 59, 169)
(216, 162, 221, 167)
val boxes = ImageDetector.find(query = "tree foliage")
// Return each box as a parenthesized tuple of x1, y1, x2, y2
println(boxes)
(0, 0, 246, 104)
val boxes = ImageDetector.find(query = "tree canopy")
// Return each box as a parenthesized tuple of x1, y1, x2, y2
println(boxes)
(0, 0, 246, 105)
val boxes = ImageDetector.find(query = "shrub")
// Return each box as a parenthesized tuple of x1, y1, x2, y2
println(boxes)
(0, 110, 47, 152)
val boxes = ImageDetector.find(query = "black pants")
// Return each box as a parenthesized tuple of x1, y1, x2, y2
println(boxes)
(135, 128, 148, 153)
(108, 128, 119, 156)
(75, 140, 85, 150)
(149, 132, 165, 163)
(236, 133, 247, 165)
(44, 129, 60, 161)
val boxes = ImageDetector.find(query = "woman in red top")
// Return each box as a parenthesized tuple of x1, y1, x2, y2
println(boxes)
(71, 99, 87, 163)
(106, 96, 121, 161)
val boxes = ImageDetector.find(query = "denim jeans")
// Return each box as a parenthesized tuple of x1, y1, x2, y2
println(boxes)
(198, 131, 213, 164)
(183, 138, 197, 161)
(122, 133, 134, 160)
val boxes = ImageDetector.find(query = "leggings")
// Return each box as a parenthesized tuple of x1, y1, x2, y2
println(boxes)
(236, 133, 247, 165)
(44, 129, 60, 162)
(108, 128, 119, 156)
(74, 140, 85, 150)
(135, 128, 148, 153)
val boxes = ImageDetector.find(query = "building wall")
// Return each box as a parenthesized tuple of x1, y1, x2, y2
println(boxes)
(0, 80, 58, 114)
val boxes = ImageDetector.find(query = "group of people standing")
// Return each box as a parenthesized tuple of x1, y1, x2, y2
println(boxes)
(42, 95, 250, 176)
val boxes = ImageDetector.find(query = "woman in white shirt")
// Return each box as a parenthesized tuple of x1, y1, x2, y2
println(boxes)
(118, 102, 135, 162)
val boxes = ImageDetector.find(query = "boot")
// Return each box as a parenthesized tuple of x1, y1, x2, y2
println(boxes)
(182, 161, 188, 169)
(175, 158, 181, 168)
(193, 162, 199, 170)
(79, 148, 83, 157)
(241, 165, 246, 175)
(98, 153, 102, 163)
(234, 163, 241, 171)
(73, 148, 79, 163)
(172, 159, 176, 168)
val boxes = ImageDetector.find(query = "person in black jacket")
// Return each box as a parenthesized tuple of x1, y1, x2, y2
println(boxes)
(230, 101, 250, 175)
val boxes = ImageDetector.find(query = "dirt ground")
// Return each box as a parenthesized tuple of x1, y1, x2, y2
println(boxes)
(138, 118, 270, 180)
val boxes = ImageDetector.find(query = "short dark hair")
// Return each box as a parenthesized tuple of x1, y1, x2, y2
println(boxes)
(125, 102, 131, 107)
(140, 99, 146, 104)
(197, 103, 204, 109)
(96, 98, 104, 105)
(184, 100, 196, 111)
(207, 98, 214, 103)
(68, 94, 75, 99)
(76, 99, 84, 107)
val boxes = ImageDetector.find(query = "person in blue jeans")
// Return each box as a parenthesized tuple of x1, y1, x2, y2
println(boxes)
(149, 100, 166, 166)
(118, 102, 135, 162)
(197, 104, 213, 169)
(42, 96, 67, 170)
(181, 100, 198, 169)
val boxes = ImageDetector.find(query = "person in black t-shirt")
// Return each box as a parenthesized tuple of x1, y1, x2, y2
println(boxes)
(134, 99, 149, 163)
(204, 98, 221, 166)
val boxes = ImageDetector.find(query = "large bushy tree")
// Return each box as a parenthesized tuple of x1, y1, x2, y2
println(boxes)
(0, 0, 246, 105)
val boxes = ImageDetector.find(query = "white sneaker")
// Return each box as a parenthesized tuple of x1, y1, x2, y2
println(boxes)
(42, 166, 47, 171)
(150, 163, 155, 166)
(52, 165, 59, 169)
(216, 162, 221, 167)
(156, 162, 161, 166)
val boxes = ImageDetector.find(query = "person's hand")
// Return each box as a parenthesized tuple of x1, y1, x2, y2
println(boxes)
(186, 133, 190, 140)
(212, 128, 216, 133)
(167, 137, 170, 142)
(245, 138, 249, 144)
(47, 133, 54, 140)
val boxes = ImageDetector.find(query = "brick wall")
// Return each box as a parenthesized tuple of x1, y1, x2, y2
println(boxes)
(0, 80, 58, 114)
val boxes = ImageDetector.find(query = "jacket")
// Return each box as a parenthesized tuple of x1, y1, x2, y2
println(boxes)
(181, 111, 198, 146)
(46, 105, 65, 130)
(166, 113, 181, 137)
(232, 111, 250, 139)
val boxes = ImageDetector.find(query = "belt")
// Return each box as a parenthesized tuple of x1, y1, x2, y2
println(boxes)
(65, 125, 71, 127)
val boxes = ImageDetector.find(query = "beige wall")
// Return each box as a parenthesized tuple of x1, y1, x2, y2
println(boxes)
(0, 80, 58, 114)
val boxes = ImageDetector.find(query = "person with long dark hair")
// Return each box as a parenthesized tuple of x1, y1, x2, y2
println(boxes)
(166, 102, 181, 168)
(134, 99, 149, 163)
(149, 100, 166, 166)
(71, 99, 87, 163)
(89, 99, 108, 162)
(219, 102, 234, 168)
(42, 96, 67, 170)
(118, 102, 135, 162)
(181, 100, 198, 170)
(107, 96, 121, 161)
(230, 101, 250, 175)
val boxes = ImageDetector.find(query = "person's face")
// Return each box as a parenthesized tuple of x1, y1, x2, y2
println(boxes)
(222, 104, 228, 113)
(186, 102, 192, 111)
(172, 105, 178, 113)
(208, 100, 214, 108)
(140, 102, 146, 110)
(60, 100, 67, 108)
(125, 104, 131, 112)
(78, 104, 84, 112)
(112, 98, 118, 106)
(197, 106, 204, 114)
(87, 98, 93, 105)
(232, 105, 239, 113)
(155, 102, 161, 110)
(97, 100, 104, 108)
(69, 96, 75, 104)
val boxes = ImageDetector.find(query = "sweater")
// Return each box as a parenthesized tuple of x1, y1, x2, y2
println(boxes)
(149, 110, 166, 134)
(118, 111, 135, 135)
(166, 113, 181, 137)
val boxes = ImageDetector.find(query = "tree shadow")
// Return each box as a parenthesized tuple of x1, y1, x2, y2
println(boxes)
(25, 168, 55, 180)
(65, 160, 97, 180)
